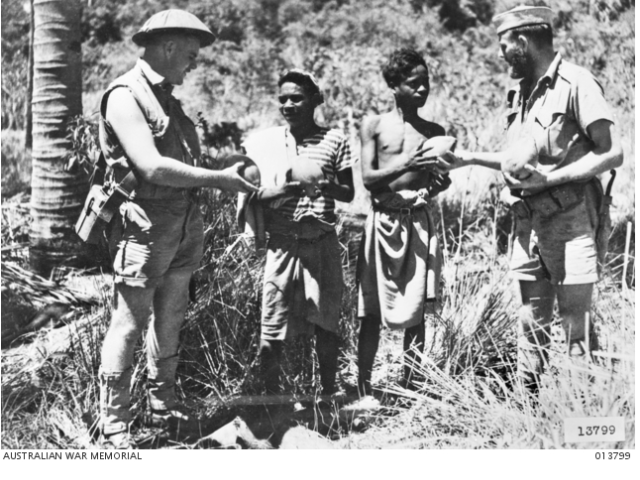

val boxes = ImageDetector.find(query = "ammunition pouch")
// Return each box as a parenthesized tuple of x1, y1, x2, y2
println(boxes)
(509, 172, 616, 271)
(75, 155, 137, 244)
(514, 182, 586, 219)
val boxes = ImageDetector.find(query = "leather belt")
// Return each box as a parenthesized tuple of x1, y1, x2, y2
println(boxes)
(372, 203, 429, 216)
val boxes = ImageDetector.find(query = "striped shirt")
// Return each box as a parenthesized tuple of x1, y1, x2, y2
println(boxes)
(274, 127, 354, 224)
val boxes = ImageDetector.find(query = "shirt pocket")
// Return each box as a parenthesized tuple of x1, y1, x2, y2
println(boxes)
(534, 109, 581, 162)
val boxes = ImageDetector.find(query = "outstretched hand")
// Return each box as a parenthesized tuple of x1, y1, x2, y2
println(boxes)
(255, 180, 305, 202)
(219, 163, 260, 194)
(503, 164, 549, 190)
(438, 150, 469, 171)
(406, 143, 450, 174)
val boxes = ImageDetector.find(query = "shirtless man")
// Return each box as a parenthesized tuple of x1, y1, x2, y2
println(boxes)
(356, 48, 451, 397)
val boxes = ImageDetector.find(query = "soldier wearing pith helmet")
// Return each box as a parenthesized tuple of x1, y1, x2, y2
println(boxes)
(441, 5, 623, 393)
(97, 9, 257, 448)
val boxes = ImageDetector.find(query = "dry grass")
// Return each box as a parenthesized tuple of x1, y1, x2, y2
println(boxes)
(341, 258, 635, 450)
(1, 129, 31, 199)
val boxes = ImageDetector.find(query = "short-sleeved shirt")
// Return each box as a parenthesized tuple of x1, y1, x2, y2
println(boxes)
(504, 53, 614, 193)
(274, 127, 354, 225)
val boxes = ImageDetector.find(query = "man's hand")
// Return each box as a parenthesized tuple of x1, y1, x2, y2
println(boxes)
(217, 163, 260, 194)
(439, 150, 472, 170)
(405, 144, 450, 174)
(503, 164, 549, 190)
(316, 179, 337, 198)
(317, 167, 354, 202)
(256, 181, 304, 202)
(280, 181, 305, 196)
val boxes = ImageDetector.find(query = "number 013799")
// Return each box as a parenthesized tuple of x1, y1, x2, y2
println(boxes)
(564, 417, 625, 443)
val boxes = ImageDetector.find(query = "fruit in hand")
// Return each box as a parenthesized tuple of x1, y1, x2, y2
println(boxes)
(503, 136, 538, 180)
(421, 135, 457, 158)
(291, 160, 325, 197)
(223, 154, 261, 186)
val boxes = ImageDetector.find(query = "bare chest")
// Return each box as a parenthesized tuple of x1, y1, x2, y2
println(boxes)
(376, 120, 435, 166)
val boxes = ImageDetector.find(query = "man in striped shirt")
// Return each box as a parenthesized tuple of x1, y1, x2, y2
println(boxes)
(243, 69, 355, 395)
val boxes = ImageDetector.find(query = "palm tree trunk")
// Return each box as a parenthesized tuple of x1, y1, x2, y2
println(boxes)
(25, 0, 34, 149)
(30, 0, 87, 275)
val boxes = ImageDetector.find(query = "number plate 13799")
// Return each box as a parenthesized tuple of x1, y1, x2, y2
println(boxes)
(564, 417, 625, 443)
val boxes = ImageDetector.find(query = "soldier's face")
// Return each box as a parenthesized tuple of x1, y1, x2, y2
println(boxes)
(166, 36, 200, 85)
(278, 82, 316, 129)
(499, 31, 530, 79)
(393, 65, 430, 107)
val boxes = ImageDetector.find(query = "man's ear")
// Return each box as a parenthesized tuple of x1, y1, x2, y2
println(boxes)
(163, 39, 176, 59)
(313, 93, 324, 107)
(516, 34, 529, 53)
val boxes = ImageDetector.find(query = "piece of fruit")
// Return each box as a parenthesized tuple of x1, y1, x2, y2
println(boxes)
(291, 160, 325, 197)
(223, 154, 261, 186)
(421, 135, 457, 157)
(503, 136, 538, 180)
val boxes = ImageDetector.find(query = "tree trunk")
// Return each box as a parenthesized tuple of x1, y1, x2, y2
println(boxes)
(30, 0, 87, 275)
(25, 0, 34, 149)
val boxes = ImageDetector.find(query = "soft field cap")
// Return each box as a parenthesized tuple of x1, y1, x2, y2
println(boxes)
(133, 9, 215, 47)
(493, 6, 553, 35)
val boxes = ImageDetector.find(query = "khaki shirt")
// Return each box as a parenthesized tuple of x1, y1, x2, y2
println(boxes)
(504, 53, 614, 179)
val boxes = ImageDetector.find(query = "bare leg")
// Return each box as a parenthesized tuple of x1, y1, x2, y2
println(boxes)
(402, 319, 425, 390)
(147, 271, 191, 361)
(101, 284, 154, 372)
(99, 284, 154, 439)
(315, 327, 339, 394)
(146, 271, 192, 410)
(357, 316, 380, 397)
(259, 338, 283, 394)
(518, 280, 555, 394)
(556, 283, 595, 358)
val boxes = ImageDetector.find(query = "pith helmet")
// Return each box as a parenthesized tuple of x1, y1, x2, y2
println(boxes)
(493, 5, 553, 35)
(132, 9, 215, 47)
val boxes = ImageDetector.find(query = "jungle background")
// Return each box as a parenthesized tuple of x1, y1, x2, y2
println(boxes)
(1, 0, 635, 449)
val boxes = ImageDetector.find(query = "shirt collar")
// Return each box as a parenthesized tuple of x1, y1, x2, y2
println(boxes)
(508, 52, 563, 101)
(539, 52, 562, 85)
(136, 58, 173, 92)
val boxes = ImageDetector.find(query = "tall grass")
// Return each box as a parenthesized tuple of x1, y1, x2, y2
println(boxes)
(1, 129, 31, 198)
(344, 260, 635, 449)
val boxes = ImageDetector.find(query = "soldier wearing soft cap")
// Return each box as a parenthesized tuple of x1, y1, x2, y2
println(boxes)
(441, 5, 623, 393)
(97, 9, 257, 448)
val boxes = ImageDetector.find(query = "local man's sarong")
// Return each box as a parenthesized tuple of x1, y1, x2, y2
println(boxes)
(357, 189, 442, 330)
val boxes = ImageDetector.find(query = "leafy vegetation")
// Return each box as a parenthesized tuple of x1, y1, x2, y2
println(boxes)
(1, 0, 635, 449)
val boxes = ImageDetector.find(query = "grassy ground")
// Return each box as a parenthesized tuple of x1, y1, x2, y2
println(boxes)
(1, 182, 635, 449)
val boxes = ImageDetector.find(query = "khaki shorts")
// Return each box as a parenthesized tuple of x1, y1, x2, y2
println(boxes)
(261, 231, 343, 340)
(109, 199, 203, 288)
(510, 182, 600, 285)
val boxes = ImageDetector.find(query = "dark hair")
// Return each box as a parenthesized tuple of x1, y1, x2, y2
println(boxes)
(382, 48, 429, 88)
(277, 71, 320, 96)
(509, 23, 553, 48)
